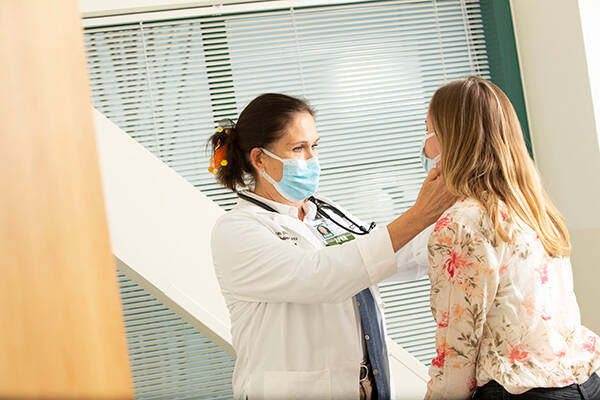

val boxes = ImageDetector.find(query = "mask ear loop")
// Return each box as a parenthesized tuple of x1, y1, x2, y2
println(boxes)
(425, 132, 436, 140)
(260, 147, 282, 162)
(258, 148, 283, 186)
(423, 131, 441, 167)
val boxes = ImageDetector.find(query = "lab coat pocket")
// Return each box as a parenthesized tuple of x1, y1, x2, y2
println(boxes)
(263, 369, 331, 400)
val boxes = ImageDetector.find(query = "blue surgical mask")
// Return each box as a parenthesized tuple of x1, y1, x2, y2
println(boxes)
(420, 132, 441, 173)
(260, 148, 320, 202)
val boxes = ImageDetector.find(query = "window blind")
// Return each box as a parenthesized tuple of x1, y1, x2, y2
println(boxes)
(117, 270, 235, 399)
(85, 0, 491, 371)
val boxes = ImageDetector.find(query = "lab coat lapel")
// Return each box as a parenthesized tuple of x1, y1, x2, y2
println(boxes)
(276, 214, 324, 249)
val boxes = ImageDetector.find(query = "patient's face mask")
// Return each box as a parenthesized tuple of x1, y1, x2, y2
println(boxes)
(420, 132, 441, 173)
(260, 148, 320, 202)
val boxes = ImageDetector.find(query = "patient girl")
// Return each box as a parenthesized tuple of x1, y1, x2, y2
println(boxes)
(424, 76, 600, 399)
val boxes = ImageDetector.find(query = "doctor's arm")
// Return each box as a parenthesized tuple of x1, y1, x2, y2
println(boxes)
(386, 167, 454, 253)
(211, 169, 453, 304)
(383, 168, 456, 282)
(211, 214, 396, 304)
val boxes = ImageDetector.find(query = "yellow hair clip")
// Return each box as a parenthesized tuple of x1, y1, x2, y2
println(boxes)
(209, 118, 235, 175)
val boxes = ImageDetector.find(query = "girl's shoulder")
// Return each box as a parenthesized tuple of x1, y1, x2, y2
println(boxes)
(434, 197, 498, 242)
(440, 197, 488, 225)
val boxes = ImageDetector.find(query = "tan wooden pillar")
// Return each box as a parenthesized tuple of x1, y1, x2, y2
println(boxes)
(0, 1, 134, 398)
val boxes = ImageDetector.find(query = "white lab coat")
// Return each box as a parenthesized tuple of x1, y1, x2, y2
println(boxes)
(211, 191, 432, 400)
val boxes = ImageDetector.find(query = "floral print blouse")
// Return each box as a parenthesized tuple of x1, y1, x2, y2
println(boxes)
(425, 198, 600, 399)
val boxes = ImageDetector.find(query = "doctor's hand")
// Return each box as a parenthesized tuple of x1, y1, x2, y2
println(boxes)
(411, 167, 456, 226)
(386, 168, 456, 252)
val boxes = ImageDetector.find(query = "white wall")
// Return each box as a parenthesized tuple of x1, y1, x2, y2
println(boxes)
(579, 0, 600, 152)
(510, 0, 600, 333)
(92, 108, 234, 353)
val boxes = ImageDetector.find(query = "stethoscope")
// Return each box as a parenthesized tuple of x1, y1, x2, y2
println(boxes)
(237, 192, 376, 236)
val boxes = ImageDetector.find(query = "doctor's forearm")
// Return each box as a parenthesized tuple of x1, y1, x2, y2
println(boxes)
(386, 208, 430, 253)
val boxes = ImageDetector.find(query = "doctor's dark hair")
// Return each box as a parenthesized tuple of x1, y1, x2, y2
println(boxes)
(208, 93, 315, 192)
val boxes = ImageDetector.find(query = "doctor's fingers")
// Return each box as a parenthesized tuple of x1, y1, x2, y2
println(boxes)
(428, 176, 456, 207)
(435, 186, 458, 216)
(424, 167, 442, 182)
(414, 174, 457, 223)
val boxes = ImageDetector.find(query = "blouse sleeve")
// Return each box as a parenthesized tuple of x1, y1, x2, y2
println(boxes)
(425, 209, 501, 399)
(384, 224, 434, 283)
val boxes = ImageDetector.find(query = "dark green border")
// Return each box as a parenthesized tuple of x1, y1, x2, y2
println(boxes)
(480, 0, 533, 157)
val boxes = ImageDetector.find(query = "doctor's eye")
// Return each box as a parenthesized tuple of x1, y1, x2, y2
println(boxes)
(293, 146, 303, 152)
(311, 143, 319, 149)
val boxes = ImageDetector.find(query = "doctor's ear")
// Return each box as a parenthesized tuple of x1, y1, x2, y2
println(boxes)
(249, 147, 265, 171)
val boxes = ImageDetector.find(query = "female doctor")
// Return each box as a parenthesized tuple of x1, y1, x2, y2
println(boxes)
(208, 93, 454, 400)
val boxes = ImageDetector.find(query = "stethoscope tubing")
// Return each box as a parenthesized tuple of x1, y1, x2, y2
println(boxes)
(236, 192, 375, 236)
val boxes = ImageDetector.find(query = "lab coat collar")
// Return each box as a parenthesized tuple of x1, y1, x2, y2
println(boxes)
(238, 191, 318, 221)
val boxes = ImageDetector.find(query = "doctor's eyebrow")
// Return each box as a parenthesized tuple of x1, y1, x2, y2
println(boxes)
(288, 138, 321, 145)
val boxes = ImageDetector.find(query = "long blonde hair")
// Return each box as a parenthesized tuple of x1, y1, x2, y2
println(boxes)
(429, 76, 570, 258)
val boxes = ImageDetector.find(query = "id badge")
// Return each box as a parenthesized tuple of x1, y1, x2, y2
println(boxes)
(309, 215, 355, 246)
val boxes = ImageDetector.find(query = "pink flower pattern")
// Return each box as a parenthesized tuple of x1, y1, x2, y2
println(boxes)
(536, 263, 549, 284)
(437, 311, 449, 328)
(432, 346, 447, 368)
(499, 264, 508, 276)
(434, 215, 451, 233)
(500, 210, 508, 222)
(508, 344, 530, 364)
(425, 199, 600, 400)
(442, 247, 472, 280)
(583, 336, 597, 353)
